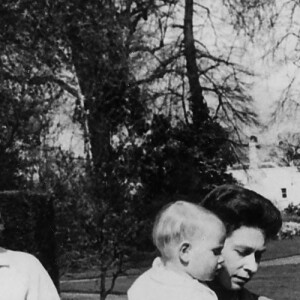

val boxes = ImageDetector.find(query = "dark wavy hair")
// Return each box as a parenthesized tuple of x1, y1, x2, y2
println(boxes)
(201, 184, 282, 239)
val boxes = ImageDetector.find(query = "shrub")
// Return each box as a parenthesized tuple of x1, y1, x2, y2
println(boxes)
(279, 221, 300, 239)
(284, 203, 300, 217)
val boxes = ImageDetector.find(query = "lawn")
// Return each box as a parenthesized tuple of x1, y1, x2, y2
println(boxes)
(262, 236, 300, 260)
(60, 264, 300, 300)
(247, 264, 300, 300)
(60, 237, 300, 300)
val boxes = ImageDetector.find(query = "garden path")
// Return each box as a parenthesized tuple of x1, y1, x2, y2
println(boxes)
(261, 254, 300, 266)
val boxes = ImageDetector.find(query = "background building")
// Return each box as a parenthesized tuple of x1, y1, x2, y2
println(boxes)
(228, 136, 300, 210)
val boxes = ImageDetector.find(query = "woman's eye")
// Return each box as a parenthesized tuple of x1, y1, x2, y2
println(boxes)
(212, 248, 222, 255)
(255, 251, 263, 262)
(236, 249, 248, 256)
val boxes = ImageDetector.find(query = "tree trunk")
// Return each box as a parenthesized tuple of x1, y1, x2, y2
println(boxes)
(183, 0, 209, 128)
(68, 30, 117, 171)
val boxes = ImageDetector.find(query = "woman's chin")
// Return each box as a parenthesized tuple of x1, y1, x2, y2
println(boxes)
(228, 280, 246, 291)
(218, 278, 245, 291)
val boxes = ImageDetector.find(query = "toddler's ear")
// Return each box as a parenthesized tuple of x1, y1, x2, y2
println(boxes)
(179, 241, 191, 265)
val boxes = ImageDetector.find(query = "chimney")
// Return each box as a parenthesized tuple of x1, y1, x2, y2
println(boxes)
(249, 135, 259, 169)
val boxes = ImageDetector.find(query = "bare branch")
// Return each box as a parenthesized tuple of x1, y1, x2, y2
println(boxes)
(1, 70, 80, 98)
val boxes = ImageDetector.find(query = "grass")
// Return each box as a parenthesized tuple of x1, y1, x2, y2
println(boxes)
(61, 275, 138, 294)
(247, 264, 300, 300)
(60, 264, 300, 300)
(263, 236, 300, 260)
(60, 237, 300, 299)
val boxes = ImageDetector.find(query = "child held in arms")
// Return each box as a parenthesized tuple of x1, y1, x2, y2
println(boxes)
(128, 200, 226, 300)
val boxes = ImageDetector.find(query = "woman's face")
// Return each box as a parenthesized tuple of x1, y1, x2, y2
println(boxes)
(216, 226, 266, 290)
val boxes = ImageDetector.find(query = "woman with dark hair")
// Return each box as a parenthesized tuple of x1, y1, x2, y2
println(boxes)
(201, 184, 282, 300)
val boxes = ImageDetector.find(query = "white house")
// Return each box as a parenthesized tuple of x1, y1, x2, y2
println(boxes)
(228, 136, 300, 210)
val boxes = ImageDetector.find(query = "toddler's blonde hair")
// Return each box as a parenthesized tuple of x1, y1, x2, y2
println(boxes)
(152, 200, 220, 260)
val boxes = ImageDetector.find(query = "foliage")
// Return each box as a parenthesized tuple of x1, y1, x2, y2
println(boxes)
(110, 113, 236, 240)
(284, 203, 300, 217)
(279, 221, 300, 240)
(27, 145, 145, 298)
(140, 114, 234, 198)
(32, 111, 236, 275)
(279, 203, 300, 239)
(0, 0, 260, 148)
(0, 84, 48, 190)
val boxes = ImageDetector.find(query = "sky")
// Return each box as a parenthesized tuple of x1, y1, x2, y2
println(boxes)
(206, 0, 300, 144)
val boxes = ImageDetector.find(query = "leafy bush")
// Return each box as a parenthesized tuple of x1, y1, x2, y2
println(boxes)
(279, 221, 300, 239)
(284, 203, 300, 217)
(279, 204, 300, 239)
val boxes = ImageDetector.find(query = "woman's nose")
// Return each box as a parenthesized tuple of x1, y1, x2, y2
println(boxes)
(244, 254, 259, 274)
(217, 255, 224, 268)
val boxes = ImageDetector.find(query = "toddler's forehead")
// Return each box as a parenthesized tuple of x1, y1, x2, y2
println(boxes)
(192, 216, 225, 236)
(198, 213, 224, 228)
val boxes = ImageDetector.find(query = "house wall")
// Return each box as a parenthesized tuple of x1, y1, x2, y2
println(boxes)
(229, 166, 300, 210)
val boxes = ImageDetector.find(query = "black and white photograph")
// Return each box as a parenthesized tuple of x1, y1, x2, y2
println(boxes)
(0, 1, 299, 299)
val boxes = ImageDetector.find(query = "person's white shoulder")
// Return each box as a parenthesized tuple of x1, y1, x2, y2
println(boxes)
(258, 296, 273, 300)
(4, 250, 39, 270)
(189, 282, 218, 300)
(8, 250, 60, 300)
(7, 249, 34, 261)
(127, 269, 154, 300)
(189, 288, 218, 300)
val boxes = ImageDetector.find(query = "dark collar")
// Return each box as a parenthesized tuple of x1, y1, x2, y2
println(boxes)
(0, 248, 10, 267)
(207, 281, 259, 300)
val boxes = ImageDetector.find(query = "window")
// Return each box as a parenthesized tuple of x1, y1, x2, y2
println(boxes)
(281, 188, 287, 198)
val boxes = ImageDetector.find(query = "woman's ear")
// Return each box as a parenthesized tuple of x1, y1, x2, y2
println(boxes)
(179, 241, 191, 265)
